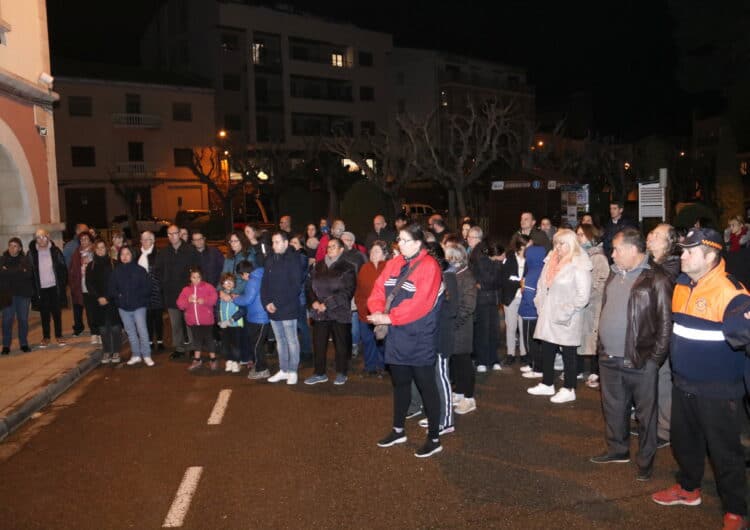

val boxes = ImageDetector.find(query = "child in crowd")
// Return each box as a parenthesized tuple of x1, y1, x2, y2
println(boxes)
(232, 260, 271, 380)
(177, 267, 218, 372)
(217, 272, 245, 373)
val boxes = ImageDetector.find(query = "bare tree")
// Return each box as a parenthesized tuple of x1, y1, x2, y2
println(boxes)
(405, 97, 522, 218)
(189, 147, 244, 233)
(324, 117, 420, 214)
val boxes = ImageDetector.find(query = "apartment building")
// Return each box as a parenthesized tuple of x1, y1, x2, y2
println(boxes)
(54, 75, 215, 228)
(0, 0, 63, 244)
(141, 2, 393, 151)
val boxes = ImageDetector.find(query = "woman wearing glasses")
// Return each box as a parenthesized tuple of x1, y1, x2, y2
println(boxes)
(368, 223, 445, 458)
(527, 228, 592, 404)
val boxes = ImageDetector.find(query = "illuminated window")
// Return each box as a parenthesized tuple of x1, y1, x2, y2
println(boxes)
(440, 90, 448, 107)
(252, 42, 264, 65)
(741, 161, 748, 176)
(331, 53, 344, 67)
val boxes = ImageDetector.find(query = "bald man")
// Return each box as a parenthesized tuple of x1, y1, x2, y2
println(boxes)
(365, 214, 396, 249)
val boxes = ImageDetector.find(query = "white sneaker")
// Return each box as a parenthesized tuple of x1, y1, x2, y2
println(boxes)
(585, 374, 600, 388)
(451, 392, 465, 405)
(90, 335, 99, 345)
(126, 356, 142, 366)
(527, 383, 555, 396)
(143, 357, 155, 367)
(454, 397, 477, 415)
(522, 371, 543, 379)
(231, 362, 240, 373)
(286, 372, 298, 385)
(267, 370, 288, 383)
(519, 365, 533, 373)
(225, 361, 234, 372)
(550, 388, 576, 403)
(476, 365, 488, 373)
(553, 353, 564, 371)
(491, 363, 502, 371)
(418, 418, 429, 428)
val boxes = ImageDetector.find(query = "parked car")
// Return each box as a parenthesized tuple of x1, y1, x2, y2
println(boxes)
(111, 215, 170, 238)
(174, 209, 210, 230)
(401, 203, 436, 221)
(232, 196, 275, 231)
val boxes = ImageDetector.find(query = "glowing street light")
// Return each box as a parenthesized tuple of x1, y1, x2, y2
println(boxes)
(257, 170, 269, 181)
(218, 129, 227, 139)
(537, 140, 544, 147)
(623, 162, 631, 170)
(679, 151, 685, 157)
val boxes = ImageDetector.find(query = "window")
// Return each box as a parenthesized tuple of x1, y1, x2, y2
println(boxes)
(172, 102, 192, 121)
(359, 86, 374, 101)
(71, 146, 96, 167)
(440, 90, 448, 107)
(224, 114, 242, 131)
(125, 93, 141, 114)
(252, 42, 264, 65)
(221, 33, 238, 52)
(68, 96, 92, 117)
(331, 53, 344, 67)
(358, 51, 373, 66)
(128, 142, 144, 162)
(173, 148, 193, 167)
(223, 73, 241, 91)
(360, 121, 376, 136)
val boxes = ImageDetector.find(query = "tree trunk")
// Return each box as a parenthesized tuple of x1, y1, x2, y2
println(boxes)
(455, 186, 467, 219)
(327, 173, 339, 220)
(223, 196, 234, 235)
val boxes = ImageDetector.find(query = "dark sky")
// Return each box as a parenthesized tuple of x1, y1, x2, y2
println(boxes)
(47, 0, 698, 140)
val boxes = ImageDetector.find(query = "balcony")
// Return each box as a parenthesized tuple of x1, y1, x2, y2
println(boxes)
(115, 162, 149, 176)
(438, 71, 535, 96)
(112, 113, 162, 129)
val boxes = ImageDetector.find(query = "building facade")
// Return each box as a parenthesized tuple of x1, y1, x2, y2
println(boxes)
(54, 77, 214, 229)
(0, 0, 64, 245)
(141, 2, 393, 152)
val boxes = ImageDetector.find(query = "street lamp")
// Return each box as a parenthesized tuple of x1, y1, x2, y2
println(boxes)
(218, 129, 227, 139)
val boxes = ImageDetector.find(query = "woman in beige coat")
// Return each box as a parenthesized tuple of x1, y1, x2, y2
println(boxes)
(576, 224, 610, 389)
(527, 228, 592, 403)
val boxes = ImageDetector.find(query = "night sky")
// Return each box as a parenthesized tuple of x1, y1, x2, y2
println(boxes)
(48, 0, 726, 140)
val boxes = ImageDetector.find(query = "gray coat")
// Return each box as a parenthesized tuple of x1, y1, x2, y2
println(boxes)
(534, 250, 592, 347)
(578, 244, 609, 356)
(453, 266, 477, 354)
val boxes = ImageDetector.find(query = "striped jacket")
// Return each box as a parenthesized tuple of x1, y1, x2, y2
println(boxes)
(671, 260, 750, 399)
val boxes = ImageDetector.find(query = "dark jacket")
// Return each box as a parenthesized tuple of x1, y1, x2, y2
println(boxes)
(261, 247, 305, 321)
(453, 265, 477, 354)
(134, 247, 163, 309)
(108, 261, 151, 311)
(500, 252, 523, 306)
(365, 226, 396, 250)
(342, 248, 366, 275)
(155, 242, 199, 309)
(437, 267, 458, 356)
(0, 252, 34, 300)
(307, 256, 356, 324)
(602, 215, 639, 259)
(469, 243, 501, 306)
(517, 228, 551, 252)
(28, 240, 68, 309)
(85, 254, 119, 323)
(196, 245, 224, 287)
(596, 263, 673, 368)
(656, 254, 681, 285)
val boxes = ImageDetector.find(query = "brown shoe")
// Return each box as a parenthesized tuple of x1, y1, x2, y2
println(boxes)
(56, 338, 67, 346)
(39, 338, 50, 348)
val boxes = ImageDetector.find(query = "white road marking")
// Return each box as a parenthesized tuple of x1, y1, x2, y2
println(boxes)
(207, 389, 232, 425)
(162, 466, 203, 528)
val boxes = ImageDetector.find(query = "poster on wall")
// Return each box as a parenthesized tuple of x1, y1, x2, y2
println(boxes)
(559, 184, 589, 227)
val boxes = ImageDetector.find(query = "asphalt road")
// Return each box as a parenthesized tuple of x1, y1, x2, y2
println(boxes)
(0, 350, 733, 529)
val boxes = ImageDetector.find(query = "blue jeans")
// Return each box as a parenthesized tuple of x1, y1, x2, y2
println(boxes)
(297, 304, 312, 354)
(270, 319, 299, 373)
(351, 311, 360, 347)
(119, 307, 151, 359)
(359, 319, 384, 371)
(2, 296, 30, 348)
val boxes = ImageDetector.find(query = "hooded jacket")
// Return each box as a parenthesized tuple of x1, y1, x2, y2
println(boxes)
(519, 245, 546, 319)
(261, 247, 304, 321)
(176, 281, 218, 326)
(234, 268, 270, 324)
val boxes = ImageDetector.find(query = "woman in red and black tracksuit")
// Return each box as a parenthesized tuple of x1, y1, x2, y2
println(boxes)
(368, 223, 445, 458)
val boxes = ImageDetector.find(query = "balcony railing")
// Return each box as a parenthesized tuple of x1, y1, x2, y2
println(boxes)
(115, 162, 148, 175)
(438, 71, 535, 95)
(112, 113, 162, 128)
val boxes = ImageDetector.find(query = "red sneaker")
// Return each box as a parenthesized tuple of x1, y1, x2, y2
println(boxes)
(651, 484, 702, 506)
(723, 513, 748, 530)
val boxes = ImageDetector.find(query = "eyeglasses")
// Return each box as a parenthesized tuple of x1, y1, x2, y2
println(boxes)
(192, 237, 204, 242)
(396, 237, 414, 243)
(167, 231, 179, 236)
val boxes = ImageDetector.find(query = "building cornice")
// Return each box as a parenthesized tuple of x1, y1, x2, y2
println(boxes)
(0, 66, 58, 107)
(54, 76, 214, 95)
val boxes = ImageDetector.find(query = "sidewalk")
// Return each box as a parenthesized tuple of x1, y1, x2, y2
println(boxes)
(0, 308, 100, 441)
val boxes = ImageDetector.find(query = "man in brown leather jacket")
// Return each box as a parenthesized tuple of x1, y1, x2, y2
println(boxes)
(589, 228, 673, 482)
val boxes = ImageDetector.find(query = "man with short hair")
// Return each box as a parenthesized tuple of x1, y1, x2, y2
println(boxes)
(29, 229, 68, 347)
(63, 223, 89, 267)
(365, 215, 396, 249)
(279, 215, 292, 238)
(651, 228, 750, 530)
(341, 231, 366, 356)
(518, 212, 551, 251)
(191, 230, 223, 286)
(590, 228, 672, 482)
(394, 213, 409, 233)
(261, 231, 304, 384)
(468, 226, 501, 372)
(602, 201, 638, 261)
(156, 224, 199, 359)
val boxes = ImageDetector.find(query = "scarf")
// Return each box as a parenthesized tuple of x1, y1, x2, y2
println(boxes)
(545, 249, 571, 286)
(138, 245, 153, 271)
(324, 253, 341, 268)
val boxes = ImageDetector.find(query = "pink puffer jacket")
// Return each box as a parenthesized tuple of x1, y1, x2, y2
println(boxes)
(176, 281, 218, 326)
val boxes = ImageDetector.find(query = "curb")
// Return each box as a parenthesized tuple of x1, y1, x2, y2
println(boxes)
(0, 350, 102, 442)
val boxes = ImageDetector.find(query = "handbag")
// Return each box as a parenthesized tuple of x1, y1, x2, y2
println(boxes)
(374, 260, 421, 340)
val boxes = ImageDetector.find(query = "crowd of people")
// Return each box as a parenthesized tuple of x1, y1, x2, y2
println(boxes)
(1, 205, 750, 528)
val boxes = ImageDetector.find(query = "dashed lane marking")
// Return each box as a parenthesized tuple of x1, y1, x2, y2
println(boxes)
(162, 466, 203, 528)
(207, 389, 232, 425)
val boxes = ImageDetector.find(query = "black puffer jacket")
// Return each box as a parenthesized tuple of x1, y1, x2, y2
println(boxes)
(0, 252, 34, 300)
(437, 267, 458, 356)
(307, 256, 356, 324)
(469, 242, 501, 306)
(500, 253, 523, 306)
(28, 240, 68, 309)
(155, 242, 199, 309)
